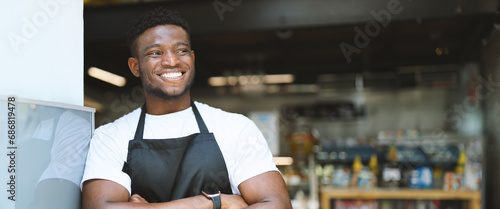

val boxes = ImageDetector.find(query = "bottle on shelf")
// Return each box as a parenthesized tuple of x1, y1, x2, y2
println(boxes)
(443, 147, 466, 191)
(454, 148, 466, 190)
(350, 154, 363, 188)
(382, 144, 401, 188)
(288, 117, 318, 158)
(332, 165, 349, 188)
(368, 153, 379, 187)
(433, 167, 444, 189)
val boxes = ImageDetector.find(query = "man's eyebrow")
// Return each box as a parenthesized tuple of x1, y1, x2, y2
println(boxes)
(176, 42, 190, 47)
(142, 44, 161, 53)
(142, 42, 190, 53)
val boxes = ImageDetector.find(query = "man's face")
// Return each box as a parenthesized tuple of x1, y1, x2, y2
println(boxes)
(129, 25, 195, 100)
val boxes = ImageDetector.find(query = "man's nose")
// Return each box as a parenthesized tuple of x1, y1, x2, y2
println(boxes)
(161, 51, 180, 67)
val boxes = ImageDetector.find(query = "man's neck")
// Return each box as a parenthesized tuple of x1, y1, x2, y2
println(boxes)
(144, 93, 191, 115)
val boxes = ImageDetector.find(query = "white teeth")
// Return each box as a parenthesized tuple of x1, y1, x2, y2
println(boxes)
(160, 72, 182, 79)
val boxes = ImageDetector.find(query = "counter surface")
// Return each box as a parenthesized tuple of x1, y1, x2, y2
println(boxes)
(320, 188, 481, 209)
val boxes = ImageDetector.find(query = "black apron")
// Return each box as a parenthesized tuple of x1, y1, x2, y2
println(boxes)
(122, 102, 232, 203)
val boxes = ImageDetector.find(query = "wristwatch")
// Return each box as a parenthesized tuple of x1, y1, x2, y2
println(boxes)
(201, 190, 221, 209)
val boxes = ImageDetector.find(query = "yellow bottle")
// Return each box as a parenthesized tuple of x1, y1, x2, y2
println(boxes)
(452, 148, 466, 190)
(350, 155, 363, 187)
(369, 154, 378, 175)
(368, 154, 379, 188)
(389, 144, 398, 162)
(353, 154, 363, 172)
(456, 149, 466, 174)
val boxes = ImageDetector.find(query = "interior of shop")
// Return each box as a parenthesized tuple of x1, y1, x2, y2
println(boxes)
(82, 0, 500, 208)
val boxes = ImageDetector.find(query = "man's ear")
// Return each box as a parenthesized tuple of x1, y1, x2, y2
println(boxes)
(128, 57, 140, 77)
(191, 50, 195, 61)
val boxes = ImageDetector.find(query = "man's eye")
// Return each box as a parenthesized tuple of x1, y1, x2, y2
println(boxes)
(177, 49, 189, 55)
(147, 51, 161, 56)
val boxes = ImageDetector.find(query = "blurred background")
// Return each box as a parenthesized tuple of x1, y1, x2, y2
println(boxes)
(82, 0, 500, 208)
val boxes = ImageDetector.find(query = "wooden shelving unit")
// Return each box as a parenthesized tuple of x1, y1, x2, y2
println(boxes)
(320, 188, 481, 209)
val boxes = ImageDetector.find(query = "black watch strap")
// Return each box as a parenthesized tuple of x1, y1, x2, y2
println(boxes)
(211, 194, 221, 209)
(201, 191, 221, 209)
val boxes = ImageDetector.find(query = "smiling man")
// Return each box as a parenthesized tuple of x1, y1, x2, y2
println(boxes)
(81, 7, 292, 209)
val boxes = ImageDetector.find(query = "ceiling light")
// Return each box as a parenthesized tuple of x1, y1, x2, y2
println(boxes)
(227, 76, 238, 86)
(264, 74, 294, 84)
(208, 76, 227, 87)
(250, 75, 261, 84)
(238, 75, 249, 85)
(88, 67, 126, 87)
(208, 74, 295, 87)
(273, 157, 294, 166)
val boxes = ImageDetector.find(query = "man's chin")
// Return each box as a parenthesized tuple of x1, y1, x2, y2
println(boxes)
(146, 88, 188, 101)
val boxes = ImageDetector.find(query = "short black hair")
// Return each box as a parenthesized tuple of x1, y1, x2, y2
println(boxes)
(126, 7, 191, 57)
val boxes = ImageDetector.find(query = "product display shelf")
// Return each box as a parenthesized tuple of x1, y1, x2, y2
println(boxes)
(320, 187, 480, 209)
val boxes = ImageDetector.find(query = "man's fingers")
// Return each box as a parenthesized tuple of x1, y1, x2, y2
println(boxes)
(129, 194, 148, 203)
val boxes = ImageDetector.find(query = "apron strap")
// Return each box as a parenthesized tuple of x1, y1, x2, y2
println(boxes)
(134, 104, 147, 140)
(191, 101, 209, 134)
(133, 101, 209, 140)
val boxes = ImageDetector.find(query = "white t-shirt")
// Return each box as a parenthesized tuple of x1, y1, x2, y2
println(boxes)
(81, 101, 278, 195)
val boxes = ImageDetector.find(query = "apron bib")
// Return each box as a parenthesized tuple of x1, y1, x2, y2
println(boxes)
(122, 102, 232, 203)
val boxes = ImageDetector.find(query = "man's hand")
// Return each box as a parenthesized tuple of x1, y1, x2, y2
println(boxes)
(129, 194, 148, 204)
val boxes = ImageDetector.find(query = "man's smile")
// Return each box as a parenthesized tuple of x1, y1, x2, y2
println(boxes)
(157, 70, 186, 81)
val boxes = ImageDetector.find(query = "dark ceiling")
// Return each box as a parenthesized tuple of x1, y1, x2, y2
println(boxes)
(84, 0, 499, 95)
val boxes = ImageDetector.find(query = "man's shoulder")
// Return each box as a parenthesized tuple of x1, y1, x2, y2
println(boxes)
(195, 101, 250, 123)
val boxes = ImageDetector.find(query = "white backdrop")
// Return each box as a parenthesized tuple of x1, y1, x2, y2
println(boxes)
(0, 0, 83, 106)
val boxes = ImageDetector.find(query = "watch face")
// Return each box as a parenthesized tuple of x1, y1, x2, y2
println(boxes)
(202, 190, 221, 198)
(208, 193, 220, 198)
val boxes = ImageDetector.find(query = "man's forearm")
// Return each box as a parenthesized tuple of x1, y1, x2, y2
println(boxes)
(82, 180, 249, 209)
(243, 197, 292, 209)
(85, 195, 212, 209)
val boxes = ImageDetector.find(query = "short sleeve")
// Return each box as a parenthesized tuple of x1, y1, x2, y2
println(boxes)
(230, 118, 278, 193)
(80, 124, 132, 195)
